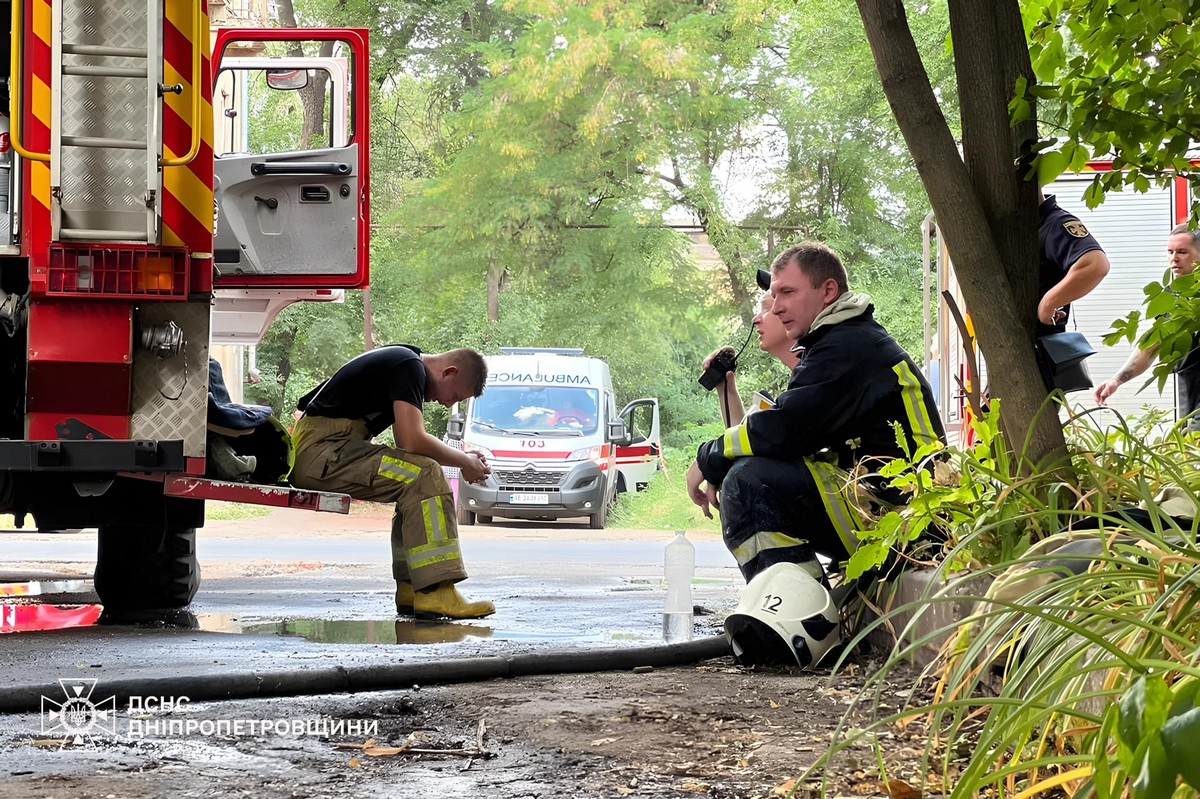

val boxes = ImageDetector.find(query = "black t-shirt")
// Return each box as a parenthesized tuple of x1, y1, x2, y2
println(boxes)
(1038, 195, 1105, 336)
(1174, 336, 1200, 420)
(300, 345, 426, 436)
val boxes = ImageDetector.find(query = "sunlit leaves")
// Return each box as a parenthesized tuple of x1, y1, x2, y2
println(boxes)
(1111, 676, 1200, 798)
(1026, 0, 1200, 218)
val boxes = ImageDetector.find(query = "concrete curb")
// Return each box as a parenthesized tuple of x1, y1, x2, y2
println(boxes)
(864, 568, 995, 666)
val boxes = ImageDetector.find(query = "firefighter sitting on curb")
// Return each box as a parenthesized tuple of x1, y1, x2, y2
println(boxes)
(290, 345, 495, 620)
(687, 242, 945, 668)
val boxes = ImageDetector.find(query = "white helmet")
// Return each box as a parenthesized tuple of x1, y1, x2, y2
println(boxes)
(724, 562, 842, 668)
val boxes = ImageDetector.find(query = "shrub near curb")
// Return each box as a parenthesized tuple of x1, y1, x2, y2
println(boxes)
(818, 403, 1200, 799)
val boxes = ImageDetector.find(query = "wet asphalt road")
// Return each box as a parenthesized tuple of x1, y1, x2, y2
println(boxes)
(0, 510, 749, 798)
(0, 508, 742, 700)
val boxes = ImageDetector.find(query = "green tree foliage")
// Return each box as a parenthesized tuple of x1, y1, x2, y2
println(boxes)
(750, 0, 956, 267)
(1025, 0, 1200, 206)
(248, 0, 950, 441)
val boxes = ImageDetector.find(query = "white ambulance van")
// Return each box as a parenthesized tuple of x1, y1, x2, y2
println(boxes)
(450, 348, 661, 529)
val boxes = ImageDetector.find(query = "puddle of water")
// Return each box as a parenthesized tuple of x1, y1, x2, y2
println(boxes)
(0, 578, 93, 598)
(0, 603, 103, 633)
(195, 615, 657, 646)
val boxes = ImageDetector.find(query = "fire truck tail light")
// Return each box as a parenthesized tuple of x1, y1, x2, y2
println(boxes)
(42, 245, 190, 300)
(138, 257, 175, 293)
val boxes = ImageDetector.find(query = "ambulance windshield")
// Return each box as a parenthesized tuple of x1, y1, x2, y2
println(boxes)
(470, 386, 600, 435)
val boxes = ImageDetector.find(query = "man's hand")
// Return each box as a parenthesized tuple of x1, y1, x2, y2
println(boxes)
(1094, 378, 1121, 406)
(1039, 250, 1110, 324)
(703, 346, 737, 371)
(460, 452, 490, 484)
(686, 460, 719, 519)
(1037, 297, 1068, 326)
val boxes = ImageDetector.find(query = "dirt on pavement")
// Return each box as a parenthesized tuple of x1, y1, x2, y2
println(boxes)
(1, 505, 947, 797)
(0, 655, 942, 799)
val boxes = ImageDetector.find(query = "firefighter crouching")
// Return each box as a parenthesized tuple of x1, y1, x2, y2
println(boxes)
(290, 346, 495, 619)
(687, 242, 945, 668)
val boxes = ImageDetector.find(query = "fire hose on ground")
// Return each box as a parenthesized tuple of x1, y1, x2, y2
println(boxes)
(0, 635, 733, 713)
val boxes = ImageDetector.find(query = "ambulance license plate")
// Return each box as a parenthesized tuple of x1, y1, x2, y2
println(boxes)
(509, 493, 549, 505)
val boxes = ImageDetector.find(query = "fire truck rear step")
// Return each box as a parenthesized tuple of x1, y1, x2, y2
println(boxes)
(162, 475, 353, 515)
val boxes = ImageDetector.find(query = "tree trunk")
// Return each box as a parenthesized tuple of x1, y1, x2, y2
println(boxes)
(275, 0, 337, 149)
(697, 205, 755, 317)
(855, 0, 1068, 469)
(362, 287, 375, 351)
(660, 152, 756, 320)
(275, 325, 299, 411)
(487, 259, 503, 323)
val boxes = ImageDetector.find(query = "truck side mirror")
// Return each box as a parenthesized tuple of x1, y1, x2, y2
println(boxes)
(606, 420, 627, 445)
(447, 413, 465, 441)
(266, 68, 309, 91)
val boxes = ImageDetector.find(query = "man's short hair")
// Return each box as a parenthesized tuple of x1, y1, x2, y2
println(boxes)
(1170, 223, 1200, 249)
(446, 348, 488, 397)
(770, 241, 849, 294)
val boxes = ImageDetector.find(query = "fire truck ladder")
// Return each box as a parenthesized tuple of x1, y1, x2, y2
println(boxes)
(50, 0, 166, 244)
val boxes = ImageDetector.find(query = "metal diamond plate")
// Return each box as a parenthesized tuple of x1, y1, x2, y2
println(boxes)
(132, 302, 210, 457)
(59, 0, 152, 215)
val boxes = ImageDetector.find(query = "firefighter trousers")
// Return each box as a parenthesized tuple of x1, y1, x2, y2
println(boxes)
(290, 416, 466, 591)
(718, 456, 863, 581)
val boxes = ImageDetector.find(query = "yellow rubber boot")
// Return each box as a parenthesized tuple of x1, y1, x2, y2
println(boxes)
(395, 582, 415, 615)
(394, 621, 494, 644)
(413, 583, 496, 620)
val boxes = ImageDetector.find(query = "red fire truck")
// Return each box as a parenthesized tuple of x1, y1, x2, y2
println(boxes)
(0, 2, 371, 611)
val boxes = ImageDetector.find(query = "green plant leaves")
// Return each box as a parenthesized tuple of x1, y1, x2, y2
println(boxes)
(826, 402, 1200, 799)
(1169, 678, 1199, 717)
(1163, 708, 1200, 789)
(1119, 676, 1171, 756)
(1144, 287, 1178, 321)
(1037, 149, 1069, 186)
(1130, 734, 1174, 799)
(1115, 676, 1200, 796)
(846, 539, 889, 581)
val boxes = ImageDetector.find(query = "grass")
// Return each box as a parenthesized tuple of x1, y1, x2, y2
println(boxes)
(0, 501, 274, 528)
(204, 501, 275, 522)
(610, 446, 722, 534)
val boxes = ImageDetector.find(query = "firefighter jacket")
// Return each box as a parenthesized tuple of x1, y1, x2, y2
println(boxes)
(696, 292, 945, 489)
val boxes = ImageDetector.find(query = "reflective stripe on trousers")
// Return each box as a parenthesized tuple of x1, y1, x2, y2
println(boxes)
(290, 415, 467, 589)
(804, 460, 860, 556)
(730, 530, 810, 570)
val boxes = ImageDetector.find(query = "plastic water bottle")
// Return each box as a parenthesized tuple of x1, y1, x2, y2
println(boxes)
(663, 530, 695, 643)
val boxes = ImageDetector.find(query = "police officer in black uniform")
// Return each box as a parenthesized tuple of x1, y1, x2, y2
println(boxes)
(1036, 191, 1110, 335)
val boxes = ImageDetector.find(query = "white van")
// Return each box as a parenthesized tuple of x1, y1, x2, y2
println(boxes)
(450, 348, 661, 529)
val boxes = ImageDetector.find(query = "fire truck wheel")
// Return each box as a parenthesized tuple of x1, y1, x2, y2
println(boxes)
(93, 525, 200, 611)
(457, 504, 476, 526)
